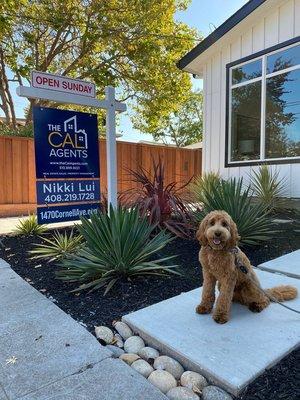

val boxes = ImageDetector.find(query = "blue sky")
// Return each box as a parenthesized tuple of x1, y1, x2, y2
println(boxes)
(4, 0, 247, 142)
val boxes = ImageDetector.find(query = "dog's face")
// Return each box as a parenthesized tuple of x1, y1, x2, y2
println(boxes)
(196, 210, 239, 250)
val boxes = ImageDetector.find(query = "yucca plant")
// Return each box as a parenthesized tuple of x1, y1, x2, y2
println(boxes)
(120, 157, 194, 237)
(197, 178, 276, 246)
(14, 215, 47, 236)
(57, 206, 179, 294)
(250, 165, 287, 212)
(30, 229, 83, 262)
(190, 172, 223, 203)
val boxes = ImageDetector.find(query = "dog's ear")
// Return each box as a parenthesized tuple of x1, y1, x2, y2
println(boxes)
(225, 217, 240, 249)
(196, 214, 209, 245)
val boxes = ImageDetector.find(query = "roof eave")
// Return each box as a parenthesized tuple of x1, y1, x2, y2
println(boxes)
(177, 0, 267, 71)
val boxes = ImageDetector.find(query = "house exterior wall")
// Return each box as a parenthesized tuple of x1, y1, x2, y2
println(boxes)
(202, 0, 300, 197)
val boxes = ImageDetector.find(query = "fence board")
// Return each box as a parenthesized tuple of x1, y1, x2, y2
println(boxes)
(0, 140, 4, 203)
(0, 136, 201, 217)
(5, 138, 13, 204)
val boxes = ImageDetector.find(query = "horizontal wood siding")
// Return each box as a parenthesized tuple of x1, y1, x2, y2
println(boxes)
(202, 0, 300, 197)
(0, 136, 201, 217)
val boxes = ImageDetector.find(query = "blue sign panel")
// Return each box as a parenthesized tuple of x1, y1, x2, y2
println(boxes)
(36, 179, 100, 205)
(37, 203, 100, 224)
(33, 107, 100, 179)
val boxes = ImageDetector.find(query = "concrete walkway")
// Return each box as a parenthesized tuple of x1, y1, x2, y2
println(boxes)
(0, 259, 166, 400)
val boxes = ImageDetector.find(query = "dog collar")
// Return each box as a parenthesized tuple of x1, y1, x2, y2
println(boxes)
(205, 245, 248, 274)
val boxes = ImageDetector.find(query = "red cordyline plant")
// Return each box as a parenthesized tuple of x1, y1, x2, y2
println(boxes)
(121, 157, 195, 238)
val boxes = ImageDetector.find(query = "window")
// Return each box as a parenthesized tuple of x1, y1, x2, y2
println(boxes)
(227, 38, 300, 164)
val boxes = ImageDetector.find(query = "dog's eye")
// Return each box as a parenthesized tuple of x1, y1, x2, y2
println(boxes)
(210, 220, 215, 226)
(222, 221, 228, 227)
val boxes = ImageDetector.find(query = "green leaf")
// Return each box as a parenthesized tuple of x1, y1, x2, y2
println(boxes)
(57, 207, 178, 294)
(196, 177, 276, 247)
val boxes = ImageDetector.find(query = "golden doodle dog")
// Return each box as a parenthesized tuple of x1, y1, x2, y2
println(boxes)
(196, 210, 297, 324)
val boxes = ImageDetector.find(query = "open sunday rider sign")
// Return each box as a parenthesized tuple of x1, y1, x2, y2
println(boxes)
(31, 71, 95, 97)
(33, 106, 100, 224)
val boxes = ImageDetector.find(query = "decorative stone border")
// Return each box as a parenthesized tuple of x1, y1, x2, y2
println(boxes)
(95, 321, 233, 400)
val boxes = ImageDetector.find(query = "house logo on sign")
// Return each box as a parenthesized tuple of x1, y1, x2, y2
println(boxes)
(48, 115, 88, 158)
(64, 116, 88, 149)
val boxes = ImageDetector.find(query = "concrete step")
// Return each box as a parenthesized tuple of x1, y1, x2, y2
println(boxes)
(123, 270, 300, 396)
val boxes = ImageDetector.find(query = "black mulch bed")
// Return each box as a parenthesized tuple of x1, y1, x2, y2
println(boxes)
(0, 215, 299, 400)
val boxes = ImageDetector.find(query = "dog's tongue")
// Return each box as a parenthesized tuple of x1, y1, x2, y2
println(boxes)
(213, 238, 221, 245)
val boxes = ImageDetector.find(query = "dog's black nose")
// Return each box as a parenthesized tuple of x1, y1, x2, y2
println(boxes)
(215, 231, 221, 237)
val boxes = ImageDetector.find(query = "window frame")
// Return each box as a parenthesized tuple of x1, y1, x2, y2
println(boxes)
(225, 35, 300, 167)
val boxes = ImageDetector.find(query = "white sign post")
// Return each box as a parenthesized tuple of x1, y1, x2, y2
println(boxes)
(16, 72, 126, 209)
(105, 86, 118, 209)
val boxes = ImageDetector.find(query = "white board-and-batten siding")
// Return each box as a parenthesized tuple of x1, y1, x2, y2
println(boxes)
(202, 0, 300, 197)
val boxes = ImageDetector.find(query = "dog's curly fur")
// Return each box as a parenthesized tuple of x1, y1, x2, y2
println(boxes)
(196, 210, 297, 324)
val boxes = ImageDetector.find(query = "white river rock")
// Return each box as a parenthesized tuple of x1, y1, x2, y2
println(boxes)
(119, 353, 140, 365)
(131, 359, 154, 378)
(113, 321, 133, 340)
(180, 371, 208, 392)
(124, 335, 145, 353)
(94, 326, 114, 344)
(138, 346, 159, 361)
(148, 370, 177, 394)
(154, 355, 184, 380)
(113, 333, 124, 348)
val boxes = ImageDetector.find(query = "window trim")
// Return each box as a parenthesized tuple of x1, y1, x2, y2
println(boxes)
(225, 35, 300, 167)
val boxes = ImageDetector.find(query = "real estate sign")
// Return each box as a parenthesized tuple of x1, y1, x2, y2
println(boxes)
(33, 107, 99, 179)
(33, 106, 100, 224)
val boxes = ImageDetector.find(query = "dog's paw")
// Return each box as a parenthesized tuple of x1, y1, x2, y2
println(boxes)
(196, 304, 212, 314)
(248, 302, 268, 313)
(213, 312, 229, 324)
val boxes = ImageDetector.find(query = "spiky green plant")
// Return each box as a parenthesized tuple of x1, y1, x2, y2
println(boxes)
(57, 206, 179, 294)
(30, 229, 83, 262)
(190, 172, 223, 203)
(197, 178, 276, 246)
(14, 215, 47, 236)
(250, 165, 287, 212)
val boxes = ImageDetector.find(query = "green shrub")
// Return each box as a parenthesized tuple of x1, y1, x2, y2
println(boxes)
(250, 165, 287, 212)
(57, 206, 179, 294)
(0, 123, 33, 138)
(197, 178, 276, 246)
(14, 215, 47, 236)
(30, 229, 83, 262)
(190, 172, 222, 203)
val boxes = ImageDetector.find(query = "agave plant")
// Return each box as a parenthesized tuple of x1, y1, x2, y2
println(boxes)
(57, 206, 179, 294)
(14, 215, 47, 236)
(120, 157, 194, 237)
(250, 165, 287, 212)
(30, 229, 83, 262)
(197, 178, 276, 246)
(190, 172, 223, 203)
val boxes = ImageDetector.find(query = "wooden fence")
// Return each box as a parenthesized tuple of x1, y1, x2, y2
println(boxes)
(0, 136, 201, 217)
